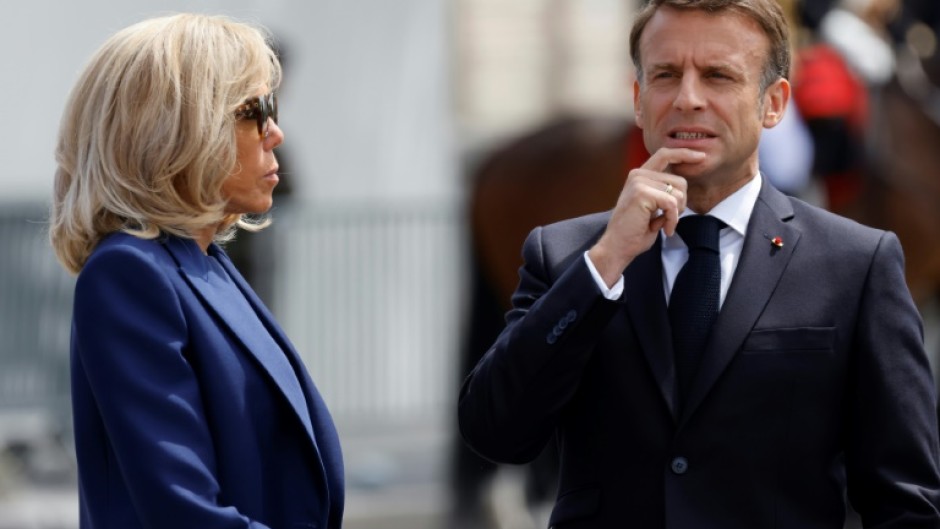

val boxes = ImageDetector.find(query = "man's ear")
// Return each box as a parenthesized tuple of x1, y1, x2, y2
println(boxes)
(762, 77, 790, 129)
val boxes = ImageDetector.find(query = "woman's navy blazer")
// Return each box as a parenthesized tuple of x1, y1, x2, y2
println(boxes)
(70, 232, 344, 529)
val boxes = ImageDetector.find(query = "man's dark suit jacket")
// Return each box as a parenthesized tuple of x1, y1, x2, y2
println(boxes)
(70, 233, 344, 529)
(458, 178, 940, 528)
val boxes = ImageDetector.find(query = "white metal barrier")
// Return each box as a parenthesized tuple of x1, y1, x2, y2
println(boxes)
(0, 200, 467, 444)
(0, 206, 74, 443)
(269, 200, 467, 427)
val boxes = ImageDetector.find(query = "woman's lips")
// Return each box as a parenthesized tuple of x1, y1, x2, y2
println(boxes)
(263, 167, 279, 183)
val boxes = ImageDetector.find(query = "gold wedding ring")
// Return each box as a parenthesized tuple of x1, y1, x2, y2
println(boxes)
(664, 183, 674, 195)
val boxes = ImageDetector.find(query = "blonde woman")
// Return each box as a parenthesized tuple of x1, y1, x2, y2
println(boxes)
(50, 14, 344, 528)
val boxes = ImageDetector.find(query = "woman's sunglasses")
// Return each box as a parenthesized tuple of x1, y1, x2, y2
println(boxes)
(235, 92, 278, 136)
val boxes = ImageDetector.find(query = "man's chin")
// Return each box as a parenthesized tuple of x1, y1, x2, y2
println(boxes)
(669, 162, 710, 179)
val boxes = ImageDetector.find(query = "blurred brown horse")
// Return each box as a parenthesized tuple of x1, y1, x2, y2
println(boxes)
(470, 116, 649, 311)
(856, 72, 940, 310)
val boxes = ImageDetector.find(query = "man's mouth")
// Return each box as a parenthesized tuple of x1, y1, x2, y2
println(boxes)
(671, 131, 712, 140)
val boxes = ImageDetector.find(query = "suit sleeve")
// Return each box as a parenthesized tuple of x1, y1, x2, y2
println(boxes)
(72, 245, 271, 529)
(845, 231, 940, 525)
(458, 226, 621, 464)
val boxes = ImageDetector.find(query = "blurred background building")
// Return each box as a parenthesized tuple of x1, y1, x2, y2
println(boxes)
(3, 0, 940, 528)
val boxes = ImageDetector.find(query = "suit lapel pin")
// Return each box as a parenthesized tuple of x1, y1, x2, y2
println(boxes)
(762, 233, 784, 249)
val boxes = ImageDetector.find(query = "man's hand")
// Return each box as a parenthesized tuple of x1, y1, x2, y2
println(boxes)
(588, 148, 704, 287)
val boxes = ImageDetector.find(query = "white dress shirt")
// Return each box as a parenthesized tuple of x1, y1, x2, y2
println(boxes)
(585, 174, 762, 307)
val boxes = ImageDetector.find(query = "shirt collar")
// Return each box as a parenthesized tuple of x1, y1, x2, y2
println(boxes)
(678, 172, 761, 237)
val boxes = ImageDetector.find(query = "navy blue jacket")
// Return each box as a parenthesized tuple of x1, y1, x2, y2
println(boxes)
(70, 233, 343, 529)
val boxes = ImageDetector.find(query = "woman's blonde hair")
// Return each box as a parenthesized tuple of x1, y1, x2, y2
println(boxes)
(50, 13, 282, 274)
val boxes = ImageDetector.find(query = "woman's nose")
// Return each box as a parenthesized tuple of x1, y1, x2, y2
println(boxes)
(264, 119, 284, 149)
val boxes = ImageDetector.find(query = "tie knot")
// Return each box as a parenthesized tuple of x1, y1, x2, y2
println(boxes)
(676, 215, 724, 252)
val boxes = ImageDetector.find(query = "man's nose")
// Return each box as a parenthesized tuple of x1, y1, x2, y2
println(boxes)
(673, 75, 706, 111)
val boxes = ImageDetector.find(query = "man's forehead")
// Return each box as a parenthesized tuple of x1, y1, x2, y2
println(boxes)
(639, 7, 768, 43)
(638, 8, 769, 66)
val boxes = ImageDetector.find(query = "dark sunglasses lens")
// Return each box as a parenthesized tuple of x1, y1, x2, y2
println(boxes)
(258, 93, 278, 135)
(257, 97, 267, 135)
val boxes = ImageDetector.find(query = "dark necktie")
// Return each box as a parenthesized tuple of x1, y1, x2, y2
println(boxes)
(669, 215, 725, 405)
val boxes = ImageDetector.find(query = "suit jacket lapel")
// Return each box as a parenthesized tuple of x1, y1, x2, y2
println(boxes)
(679, 179, 801, 426)
(162, 237, 320, 454)
(210, 246, 336, 462)
(624, 237, 679, 422)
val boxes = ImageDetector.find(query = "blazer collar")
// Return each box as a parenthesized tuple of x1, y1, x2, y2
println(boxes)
(160, 236, 323, 457)
(679, 176, 800, 425)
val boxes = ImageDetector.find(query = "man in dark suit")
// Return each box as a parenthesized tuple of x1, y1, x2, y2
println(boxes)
(457, 0, 940, 527)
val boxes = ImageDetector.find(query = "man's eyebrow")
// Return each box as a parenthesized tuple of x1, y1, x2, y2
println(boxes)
(705, 63, 742, 73)
(648, 62, 677, 71)
(647, 61, 743, 72)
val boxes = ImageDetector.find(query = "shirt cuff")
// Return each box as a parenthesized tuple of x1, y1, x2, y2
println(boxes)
(583, 251, 624, 300)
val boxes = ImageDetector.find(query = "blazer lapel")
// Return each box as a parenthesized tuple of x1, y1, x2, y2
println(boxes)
(162, 237, 319, 453)
(679, 179, 801, 425)
(210, 247, 336, 461)
(624, 237, 679, 422)
(210, 246, 339, 494)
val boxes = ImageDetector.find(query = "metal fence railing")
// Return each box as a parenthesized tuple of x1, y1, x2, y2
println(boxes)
(0, 205, 74, 444)
(0, 200, 467, 441)
(268, 200, 467, 428)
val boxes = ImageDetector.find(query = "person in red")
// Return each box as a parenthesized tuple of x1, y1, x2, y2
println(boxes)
(791, 1, 872, 213)
(791, 42, 870, 212)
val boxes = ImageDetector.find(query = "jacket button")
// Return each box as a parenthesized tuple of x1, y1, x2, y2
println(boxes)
(671, 456, 689, 475)
(546, 333, 558, 345)
(565, 309, 577, 322)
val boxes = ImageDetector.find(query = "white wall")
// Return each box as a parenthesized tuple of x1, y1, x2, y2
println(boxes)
(2, 0, 457, 204)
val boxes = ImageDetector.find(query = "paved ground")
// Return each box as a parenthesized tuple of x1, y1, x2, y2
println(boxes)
(0, 485, 449, 529)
